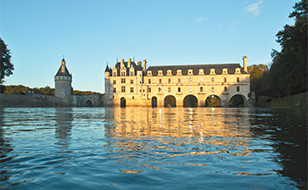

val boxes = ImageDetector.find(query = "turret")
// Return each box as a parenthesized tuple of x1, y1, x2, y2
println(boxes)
(54, 58, 72, 104)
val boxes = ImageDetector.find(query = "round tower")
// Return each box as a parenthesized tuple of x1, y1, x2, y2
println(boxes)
(55, 58, 72, 105)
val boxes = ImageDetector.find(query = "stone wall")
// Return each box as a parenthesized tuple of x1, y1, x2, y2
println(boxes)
(270, 92, 307, 108)
(0, 94, 65, 107)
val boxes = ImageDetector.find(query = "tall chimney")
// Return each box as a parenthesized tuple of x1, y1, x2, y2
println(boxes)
(143, 60, 147, 71)
(127, 58, 131, 68)
(243, 56, 247, 72)
(120, 59, 124, 68)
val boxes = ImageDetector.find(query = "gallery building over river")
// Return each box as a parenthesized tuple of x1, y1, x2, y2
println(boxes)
(104, 57, 250, 107)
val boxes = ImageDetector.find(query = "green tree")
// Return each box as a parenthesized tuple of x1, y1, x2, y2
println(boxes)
(0, 38, 14, 84)
(270, 0, 307, 97)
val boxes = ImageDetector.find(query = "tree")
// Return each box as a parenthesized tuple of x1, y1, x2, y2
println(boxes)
(0, 38, 14, 84)
(270, 0, 307, 97)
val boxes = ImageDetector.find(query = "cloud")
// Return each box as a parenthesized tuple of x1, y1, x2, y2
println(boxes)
(193, 17, 203, 22)
(245, 1, 263, 16)
(193, 17, 208, 22)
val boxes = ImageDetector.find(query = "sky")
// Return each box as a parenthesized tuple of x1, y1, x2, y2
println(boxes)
(1, 0, 298, 93)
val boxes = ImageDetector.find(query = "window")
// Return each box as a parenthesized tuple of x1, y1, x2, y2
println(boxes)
(237, 77, 240, 82)
(224, 87, 228, 92)
(235, 68, 241, 74)
(189, 87, 192, 92)
(188, 69, 193, 75)
(210, 68, 215, 74)
(211, 87, 214, 92)
(132, 96, 134, 99)
(121, 86, 125, 93)
(200, 87, 203, 92)
(177, 70, 182, 75)
(143, 89, 145, 92)
(158, 87, 162, 92)
(168, 87, 171, 92)
(130, 71, 134, 76)
(121, 78, 125, 83)
(147, 71, 152, 76)
(223, 68, 228, 74)
(178, 78, 181, 83)
(158, 70, 163, 75)
(211, 78, 214, 82)
(167, 70, 172, 75)
(148, 88, 151, 93)
(121, 71, 125, 76)
(168, 78, 171, 83)
(189, 78, 192, 83)
(148, 79, 151, 84)
(113, 72, 117, 76)
(199, 69, 204, 75)
(159, 79, 162, 83)
(113, 88, 116, 93)
(113, 80, 116, 84)
(237, 86, 240, 92)
(130, 80, 134, 84)
(178, 87, 181, 92)
(130, 87, 134, 93)
(224, 78, 227, 82)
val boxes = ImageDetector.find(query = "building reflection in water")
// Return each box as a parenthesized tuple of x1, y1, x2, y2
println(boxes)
(104, 107, 252, 173)
(55, 108, 73, 150)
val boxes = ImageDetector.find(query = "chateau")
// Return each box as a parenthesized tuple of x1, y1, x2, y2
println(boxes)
(104, 57, 250, 107)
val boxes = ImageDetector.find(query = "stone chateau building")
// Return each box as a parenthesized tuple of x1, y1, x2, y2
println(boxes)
(104, 57, 250, 107)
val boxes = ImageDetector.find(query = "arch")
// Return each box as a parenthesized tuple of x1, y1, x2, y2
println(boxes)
(205, 95, 221, 107)
(151, 96, 157, 108)
(164, 95, 176, 108)
(229, 94, 247, 107)
(120, 97, 126, 108)
(85, 100, 93, 107)
(183, 95, 198, 107)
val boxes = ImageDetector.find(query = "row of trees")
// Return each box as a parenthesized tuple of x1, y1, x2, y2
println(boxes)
(249, 0, 307, 101)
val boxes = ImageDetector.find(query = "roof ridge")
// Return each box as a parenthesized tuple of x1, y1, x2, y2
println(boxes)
(148, 63, 240, 68)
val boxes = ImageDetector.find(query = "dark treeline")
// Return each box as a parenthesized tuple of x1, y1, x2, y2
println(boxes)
(1, 85, 103, 96)
(251, 0, 307, 100)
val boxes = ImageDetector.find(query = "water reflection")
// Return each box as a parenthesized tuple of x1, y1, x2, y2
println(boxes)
(105, 108, 253, 173)
(0, 108, 14, 185)
(55, 108, 73, 150)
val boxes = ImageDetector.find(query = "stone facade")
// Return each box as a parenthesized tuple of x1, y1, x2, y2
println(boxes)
(104, 57, 250, 107)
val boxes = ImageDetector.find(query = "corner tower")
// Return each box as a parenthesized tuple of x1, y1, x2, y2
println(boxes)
(55, 58, 72, 104)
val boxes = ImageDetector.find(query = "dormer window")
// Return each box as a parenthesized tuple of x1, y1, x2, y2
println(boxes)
(188, 69, 193, 75)
(121, 71, 125, 76)
(199, 69, 204, 75)
(177, 69, 182, 75)
(210, 68, 215, 75)
(113, 72, 117, 76)
(235, 68, 241, 74)
(158, 70, 163, 76)
(167, 70, 172, 76)
(222, 68, 228, 74)
(147, 71, 152, 76)
(130, 71, 134, 76)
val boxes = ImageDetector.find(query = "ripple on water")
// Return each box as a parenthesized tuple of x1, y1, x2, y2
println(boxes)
(0, 107, 306, 189)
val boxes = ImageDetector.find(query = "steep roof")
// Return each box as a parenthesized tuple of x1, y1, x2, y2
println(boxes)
(55, 59, 72, 77)
(146, 63, 248, 76)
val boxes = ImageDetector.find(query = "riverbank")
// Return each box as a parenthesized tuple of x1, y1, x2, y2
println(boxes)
(270, 92, 307, 108)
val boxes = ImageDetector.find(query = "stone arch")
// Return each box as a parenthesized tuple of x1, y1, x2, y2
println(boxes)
(85, 99, 93, 107)
(164, 95, 176, 107)
(183, 95, 198, 107)
(229, 94, 247, 107)
(120, 97, 126, 108)
(205, 94, 221, 107)
(151, 96, 157, 108)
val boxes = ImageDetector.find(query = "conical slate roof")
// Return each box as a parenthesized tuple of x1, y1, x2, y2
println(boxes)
(55, 58, 72, 77)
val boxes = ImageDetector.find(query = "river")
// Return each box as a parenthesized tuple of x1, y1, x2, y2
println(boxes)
(0, 107, 307, 189)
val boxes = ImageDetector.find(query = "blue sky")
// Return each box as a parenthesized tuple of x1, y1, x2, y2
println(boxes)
(1, 0, 297, 93)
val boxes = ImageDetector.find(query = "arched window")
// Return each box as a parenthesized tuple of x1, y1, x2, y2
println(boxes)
(211, 87, 214, 92)
(168, 78, 171, 83)
(211, 78, 214, 82)
(200, 87, 203, 92)
(159, 79, 162, 83)
(178, 78, 181, 83)
(178, 87, 181, 92)
(237, 77, 240, 82)
(224, 87, 228, 92)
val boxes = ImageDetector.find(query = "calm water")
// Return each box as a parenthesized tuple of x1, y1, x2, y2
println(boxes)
(0, 107, 307, 189)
